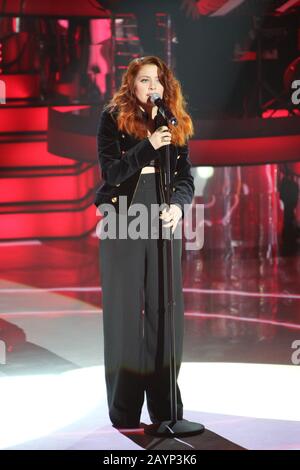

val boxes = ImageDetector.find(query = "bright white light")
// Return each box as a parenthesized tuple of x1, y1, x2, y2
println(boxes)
(196, 167, 214, 179)
(0, 240, 42, 246)
(0, 366, 105, 449)
(179, 362, 300, 422)
(1, 362, 299, 449)
(211, 0, 246, 16)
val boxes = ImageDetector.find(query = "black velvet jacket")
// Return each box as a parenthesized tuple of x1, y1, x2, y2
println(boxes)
(95, 108, 195, 215)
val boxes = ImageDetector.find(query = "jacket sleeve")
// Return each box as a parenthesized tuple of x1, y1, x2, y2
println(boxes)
(97, 109, 159, 186)
(170, 143, 195, 214)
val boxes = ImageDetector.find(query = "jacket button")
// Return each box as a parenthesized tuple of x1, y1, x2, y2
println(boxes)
(111, 197, 118, 203)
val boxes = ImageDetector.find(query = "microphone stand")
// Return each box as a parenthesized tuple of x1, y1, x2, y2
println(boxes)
(144, 114, 205, 438)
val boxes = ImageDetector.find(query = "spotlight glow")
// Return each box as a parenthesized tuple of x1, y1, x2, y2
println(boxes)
(179, 362, 300, 422)
(0, 366, 105, 449)
(196, 167, 214, 179)
(1, 362, 299, 449)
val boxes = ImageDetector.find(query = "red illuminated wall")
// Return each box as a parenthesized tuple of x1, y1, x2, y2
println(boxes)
(0, 104, 100, 240)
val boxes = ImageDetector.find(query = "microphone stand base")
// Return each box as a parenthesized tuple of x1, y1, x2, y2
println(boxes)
(144, 419, 205, 437)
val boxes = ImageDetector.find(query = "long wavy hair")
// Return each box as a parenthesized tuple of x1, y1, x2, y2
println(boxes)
(105, 56, 194, 146)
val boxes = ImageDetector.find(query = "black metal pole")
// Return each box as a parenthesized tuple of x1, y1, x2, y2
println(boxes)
(144, 117, 205, 438)
(165, 142, 177, 423)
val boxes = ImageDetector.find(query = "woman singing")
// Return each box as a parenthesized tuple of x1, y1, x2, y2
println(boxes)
(95, 56, 194, 429)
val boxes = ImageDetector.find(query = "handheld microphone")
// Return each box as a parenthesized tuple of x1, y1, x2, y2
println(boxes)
(149, 93, 178, 126)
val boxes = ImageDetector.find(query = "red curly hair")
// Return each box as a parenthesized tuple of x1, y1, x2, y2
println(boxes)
(105, 56, 194, 146)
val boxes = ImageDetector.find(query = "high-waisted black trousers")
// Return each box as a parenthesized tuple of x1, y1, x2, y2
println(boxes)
(99, 172, 184, 426)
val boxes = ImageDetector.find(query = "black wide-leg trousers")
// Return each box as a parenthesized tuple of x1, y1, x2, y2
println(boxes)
(99, 173, 184, 426)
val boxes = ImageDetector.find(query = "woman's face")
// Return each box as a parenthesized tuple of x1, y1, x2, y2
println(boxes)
(134, 64, 164, 106)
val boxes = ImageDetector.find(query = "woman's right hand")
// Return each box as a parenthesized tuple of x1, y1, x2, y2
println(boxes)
(148, 126, 172, 150)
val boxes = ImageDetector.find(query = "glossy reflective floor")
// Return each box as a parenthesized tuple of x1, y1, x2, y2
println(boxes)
(0, 224, 300, 450)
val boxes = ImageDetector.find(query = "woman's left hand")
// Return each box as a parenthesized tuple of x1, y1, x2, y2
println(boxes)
(160, 204, 183, 234)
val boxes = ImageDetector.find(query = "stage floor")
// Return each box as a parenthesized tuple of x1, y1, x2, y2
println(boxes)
(0, 231, 299, 450)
